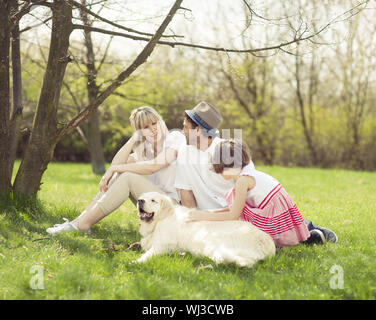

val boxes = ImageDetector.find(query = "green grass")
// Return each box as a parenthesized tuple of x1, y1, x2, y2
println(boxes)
(1, 162, 375, 300)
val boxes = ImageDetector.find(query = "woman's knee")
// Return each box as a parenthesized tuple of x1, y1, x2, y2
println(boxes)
(116, 171, 140, 186)
(96, 172, 140, 214)
(115, 172, 151, 201)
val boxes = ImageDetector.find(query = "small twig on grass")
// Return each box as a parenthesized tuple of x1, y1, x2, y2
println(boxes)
(32, 237, 51, 242)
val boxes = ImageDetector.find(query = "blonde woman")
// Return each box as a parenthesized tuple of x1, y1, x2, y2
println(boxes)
(47, 106, 185, 235)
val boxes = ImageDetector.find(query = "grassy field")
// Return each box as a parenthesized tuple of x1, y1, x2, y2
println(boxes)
(0, 162, 375, 300)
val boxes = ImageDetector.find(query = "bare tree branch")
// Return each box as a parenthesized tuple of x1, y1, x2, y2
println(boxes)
(113, 91, 167, 108)
(96, 36, 113, 75)
(68, 0, 184, 39)
(19, 16, 52, 33)
(11, 0, 52, 21)
(72, 1, 369, 55)
(242, 0, 296, 22)
(58, 0, 184, 138)
(221, 69, 255, 120)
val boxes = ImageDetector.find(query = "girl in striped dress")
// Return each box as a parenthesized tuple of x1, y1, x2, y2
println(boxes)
(187, 139, 312, 248)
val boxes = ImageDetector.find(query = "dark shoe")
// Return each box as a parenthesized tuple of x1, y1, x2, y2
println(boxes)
(313, 226, 338, 243)
(305, 229, 326, 245)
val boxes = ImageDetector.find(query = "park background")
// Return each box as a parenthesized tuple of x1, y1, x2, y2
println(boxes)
(0, 0, 375, 300)
(4, 0, 376, 178)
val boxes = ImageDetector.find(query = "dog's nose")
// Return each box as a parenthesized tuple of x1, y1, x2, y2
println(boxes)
(137, 199, 145, 205)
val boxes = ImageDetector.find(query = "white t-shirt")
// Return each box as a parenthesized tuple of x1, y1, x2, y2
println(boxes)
(240, 163, 280, 208)
(146, 130, 186, 201)
(174, 137, 235, 210)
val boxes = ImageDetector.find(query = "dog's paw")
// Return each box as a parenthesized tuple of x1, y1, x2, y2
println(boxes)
(127, 242, 142, 251)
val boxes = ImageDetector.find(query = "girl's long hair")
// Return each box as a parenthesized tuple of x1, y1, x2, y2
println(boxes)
(212, 139, 251, 173)
(129, 106, 169, 160)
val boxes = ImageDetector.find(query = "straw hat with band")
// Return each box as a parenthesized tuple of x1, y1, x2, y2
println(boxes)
(185, 101, 222, 137)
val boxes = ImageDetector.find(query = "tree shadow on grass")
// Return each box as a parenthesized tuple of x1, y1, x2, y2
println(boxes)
(0, 195, 141, 260)
(42, 218, 141, 257)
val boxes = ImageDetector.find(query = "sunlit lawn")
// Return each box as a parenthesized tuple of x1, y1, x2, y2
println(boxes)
(0, 161, 375, 299)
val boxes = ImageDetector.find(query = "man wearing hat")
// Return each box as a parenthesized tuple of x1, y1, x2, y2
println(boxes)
(175, 101, 338, 244)
(175, 101, 235, 210)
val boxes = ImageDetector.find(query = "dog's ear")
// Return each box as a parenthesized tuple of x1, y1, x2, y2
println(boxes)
(159, 196, 174, 216)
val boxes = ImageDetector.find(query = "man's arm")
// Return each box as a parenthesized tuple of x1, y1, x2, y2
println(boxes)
(179, 189, 197, 208)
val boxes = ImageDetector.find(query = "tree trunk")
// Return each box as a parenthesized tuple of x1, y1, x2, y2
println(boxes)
(0, 1, 12, 194)
(80, 1, 106, 174)
(9, 0, 23, 183)
(86, 110, 106, 174)
(295, 47, 318, 166)
(13, 0, 73, 196)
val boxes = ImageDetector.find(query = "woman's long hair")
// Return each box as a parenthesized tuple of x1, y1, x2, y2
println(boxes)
(129, 106, 169, 160)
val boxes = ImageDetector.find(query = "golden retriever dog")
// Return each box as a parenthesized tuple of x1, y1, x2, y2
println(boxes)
(136, 192, 275, 267)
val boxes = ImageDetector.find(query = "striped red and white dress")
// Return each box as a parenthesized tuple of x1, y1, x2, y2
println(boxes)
(225, 163, 310, 248)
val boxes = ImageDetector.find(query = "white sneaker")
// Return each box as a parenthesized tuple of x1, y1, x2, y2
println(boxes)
(46, 218, 78, 236)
